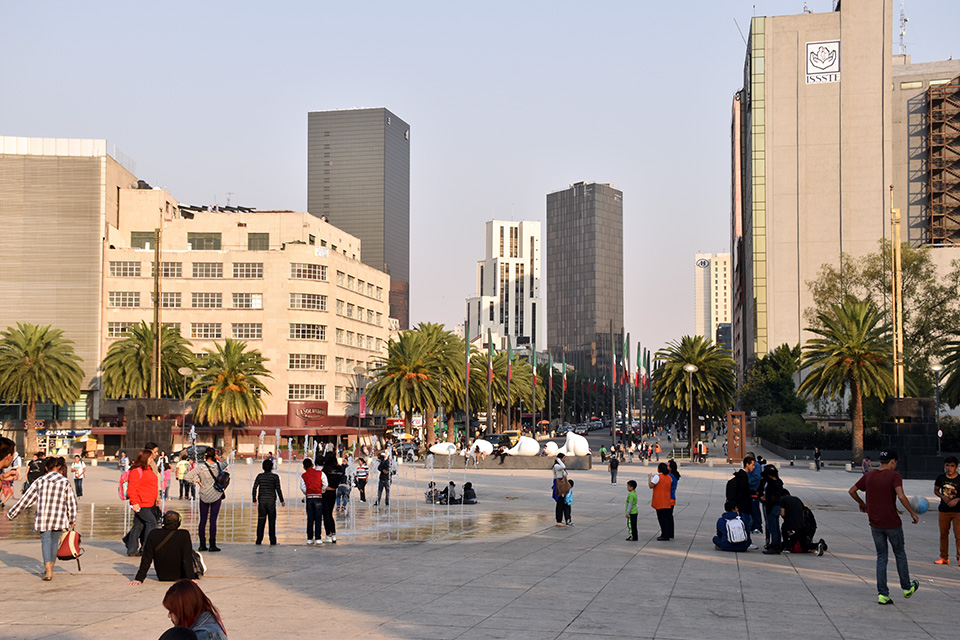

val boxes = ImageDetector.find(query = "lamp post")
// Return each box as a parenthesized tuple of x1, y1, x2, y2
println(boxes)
(353, 365, 367, 448)
(932, 363, 944, 454)
(178, 366, 193, 446)
(683, 363, 699, 459)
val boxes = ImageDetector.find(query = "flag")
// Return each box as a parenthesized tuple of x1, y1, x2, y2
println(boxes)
(488, 335, 494, 385)
(532, 347, 536, 384)
(562, 351, 567, 391)
(549, 353, 553, 391)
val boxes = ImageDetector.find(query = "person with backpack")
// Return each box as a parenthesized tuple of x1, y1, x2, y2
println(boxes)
(608, 455, 619, 485)
(758, 464, 784, 554)
(713, 500, 751, 552)
(185, 450, 228, 553)
(726, 456, 758, 549)
(649, 462, 674, 541)
(128, 510, 197, 585)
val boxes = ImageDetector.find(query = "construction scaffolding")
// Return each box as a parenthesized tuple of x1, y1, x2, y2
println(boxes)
(929, 75, 960, 245)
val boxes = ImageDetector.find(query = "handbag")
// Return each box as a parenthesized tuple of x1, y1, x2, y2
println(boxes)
(556, 477, 571, 498)
(57, 528, 84, 571)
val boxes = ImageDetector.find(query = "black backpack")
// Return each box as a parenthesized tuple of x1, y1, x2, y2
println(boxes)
(725, 475, 738, 502)
(205, 462, 230, 493)
(802, 505, 817, 539)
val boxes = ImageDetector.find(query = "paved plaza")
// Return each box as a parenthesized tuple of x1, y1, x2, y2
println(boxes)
(1, 445, 957, 640)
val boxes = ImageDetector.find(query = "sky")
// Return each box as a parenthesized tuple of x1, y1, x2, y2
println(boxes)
(2, 0, 958, 354)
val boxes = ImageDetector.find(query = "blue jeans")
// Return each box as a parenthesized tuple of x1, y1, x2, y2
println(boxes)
(305, 497, 323, 540)
(871, 526, 912, 596)
(740, 513, 753, 544)
(751, 496, 763, 533)
(336, 485, 351, 508)
(765, 506, 782, 549)
(40, 530, 63, 564)
(126, 507, 158, 554)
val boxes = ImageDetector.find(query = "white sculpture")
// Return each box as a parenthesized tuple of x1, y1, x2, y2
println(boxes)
(471, 439, 494, 455)
(558, 432, 590, 457)
(429, 442, 458, 456)
(504, 435, 541, 456)
(543, 441, 559, 456)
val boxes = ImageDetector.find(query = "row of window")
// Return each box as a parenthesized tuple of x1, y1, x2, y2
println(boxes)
(335, 271, 382, 300)
(335, 300, 382, 326)
(131, 231, 269, 252)
(288, 385, 367, 402)
(109, 261, 326, 281)
(110, 292, 332, 311)
(334, 329, 378, 350)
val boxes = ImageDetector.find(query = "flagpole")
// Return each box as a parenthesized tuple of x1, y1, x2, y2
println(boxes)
(487, 329, 493, 435)
(506, 340, 512, 432)
(465, 319, 471, 445)
(610, 320, 616, 449)
(531, 336, 537, 437)
(548, 352, 553, 435)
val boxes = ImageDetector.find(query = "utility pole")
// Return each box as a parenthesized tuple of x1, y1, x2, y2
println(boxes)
(610, 320, 616, 449)
(891, 186, 905, 398)
(152, 227, 162, 399)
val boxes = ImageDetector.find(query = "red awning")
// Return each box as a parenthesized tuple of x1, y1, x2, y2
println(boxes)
(90, 427, 127, 435)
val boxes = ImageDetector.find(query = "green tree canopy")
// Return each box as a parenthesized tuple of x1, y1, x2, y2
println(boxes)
(739, 343, 806, 417)
(101, 321, 194, 399)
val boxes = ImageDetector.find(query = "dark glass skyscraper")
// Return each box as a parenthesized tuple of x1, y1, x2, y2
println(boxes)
(546, 182, 623, 366)
(307, 108, 410, 329)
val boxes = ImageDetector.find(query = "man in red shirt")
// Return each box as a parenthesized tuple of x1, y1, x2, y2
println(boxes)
(848, 450, 919, 605)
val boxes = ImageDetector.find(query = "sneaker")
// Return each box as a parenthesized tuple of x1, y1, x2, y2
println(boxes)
(555, 522, 565, 527)
(751, 529, 762, 535)
(321, 536, 333, 544)
(817, 541, 826, 557)
(903, 580, 919, 598)
(878, 594, 893, 605)
(330, 535, 337, 544)
(934, 557, 950, 565)
(566, 522, 574, 527)
(316, 538, 324, 544)
(762, 548, 780, 555)
(306, 539, 315, 545)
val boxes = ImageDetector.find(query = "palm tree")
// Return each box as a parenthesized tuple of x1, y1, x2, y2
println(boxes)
(653, 335, 736, 451)
(415, 323, 462, 445)
(188, 338, 272, 451)
(366, 330, 441, 437)
(0, 323, 84, 455)
(101, 321, 194, 399)
(799, 298, 893, 463)
(941, 341, 960, 408)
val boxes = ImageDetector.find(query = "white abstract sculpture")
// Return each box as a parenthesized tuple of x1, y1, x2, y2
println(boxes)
(543, 441, 559, 456)
(429, 442, 458, 455)
(471, 439, 494, 455)
(558, 432, 590, 457)
(504, 435, 541, 456)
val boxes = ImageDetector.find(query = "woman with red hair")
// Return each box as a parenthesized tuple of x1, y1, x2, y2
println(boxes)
(162, 580, 227, 639)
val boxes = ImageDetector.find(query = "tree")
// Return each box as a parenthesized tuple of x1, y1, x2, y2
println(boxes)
(939, 340, 960, 408)
(0, 323, 84, 455)
(652, 335, 736, 450)
(101, 321, 194, 399)
(189, 339, 271, 451)
(366, 330, 442, 437)
(738, 343, 806, 417)
(414, 323, 463, 445)
(798, 298, 893, 463)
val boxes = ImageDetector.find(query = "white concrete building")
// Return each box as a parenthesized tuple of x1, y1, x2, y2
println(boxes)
(694, 252, 731, 345)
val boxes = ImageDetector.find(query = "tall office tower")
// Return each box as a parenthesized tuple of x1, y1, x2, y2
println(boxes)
(465, 220, 541, 350)
(307, 108, 410, 329)
(546, 182, 623, 367)
(694, 252, 731, 346)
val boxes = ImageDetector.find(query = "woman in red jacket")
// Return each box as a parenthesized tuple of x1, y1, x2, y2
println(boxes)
(649, 462, 674, 541)
(125, 449, 159, 556)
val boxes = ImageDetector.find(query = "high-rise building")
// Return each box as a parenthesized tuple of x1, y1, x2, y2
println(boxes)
(694, 252, 731, 345)
(731, 0, 960, 377)
(465, 220, 541, 350)
(546, 182, 623, 366)
(307, 108, 410, 328)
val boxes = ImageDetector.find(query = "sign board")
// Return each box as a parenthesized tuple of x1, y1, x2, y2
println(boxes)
(696, 258, 710, 268)
(286, 401, 328, 428)
(315, 246, 329, 257)
(806, 41, 840, 84)
(359, 394, 367, 418)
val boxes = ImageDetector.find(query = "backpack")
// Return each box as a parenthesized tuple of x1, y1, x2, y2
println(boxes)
(802, 505, 817, 539)
(118, 470, 130, 500)
(725, 515, 748, 544)
(206, 463, 230, 493)
(725, 475, 738, 502)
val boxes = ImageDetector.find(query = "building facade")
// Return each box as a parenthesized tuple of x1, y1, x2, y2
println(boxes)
(465, 220, 542, 351)
(694, 252, 731, 346)
(546, 182, 623, 366)
(307, 108, 410, 329)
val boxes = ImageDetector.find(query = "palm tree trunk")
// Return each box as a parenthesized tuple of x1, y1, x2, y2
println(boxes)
(424, 406, 435, 447)
(222, 424, 233, 454)
(403, 411, 411, 435)
(446, 414, 456, 443)
(25, 400, 38, 456)
(851, 378, 864, 463)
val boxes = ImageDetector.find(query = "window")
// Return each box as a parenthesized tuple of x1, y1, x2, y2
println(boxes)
(336, 328, 345, 344)
(247, 233, 269, 251)
(192, 292, 222, 308)
(131, 231, 154, 249)
(489, 301, 494, 322)
(346, 331, 355, 346)
(191, 323, 222, 339)
(232, 323, 262, 339)
(510, 226, 519, 258)
(337, 300, 346, 315)
(376, 286, 383, 300)
(109, 292, 140, 307)
(107, 322, 135, 338)
(288, 384, 324, 400)
(366, 283, 374, 297)
(335, 271, 344, 286)
(289, 323, 326, 340)
(161, 292, 181, 308)
(367, 336, 374, 350)
(192, 262, 223, 278)
(347, 275, 355, 290)
(160, 262, 182, 278)
(334, 386, 343, 401)
(499, 226, 505, 257)
(367, 309, 374, 324)
(233, 293, 263, 309)
(188, 232, 222, 250)
(358, 280, 365, 293)
(163, 322, 181, 334)
(346, 304, 354, 318)
(335, 357, 344, 373)
(290, 263, 327, 281)
(289, 354, 326, 370)
(233, 263, 263, 278)
(110, 261, 141, 277)
(308, 234, 316, 246)
(290, 293, 327, 311)
(376, 312, 383, 326)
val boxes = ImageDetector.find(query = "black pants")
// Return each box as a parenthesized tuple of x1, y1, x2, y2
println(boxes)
(628, 513, 639, 540)
(555, 499, 570, 523)
(322, 491, 337, 536)
(256, 502, 277, 544)
(356, 478, 367, 502)
(656, 508, 674, 539)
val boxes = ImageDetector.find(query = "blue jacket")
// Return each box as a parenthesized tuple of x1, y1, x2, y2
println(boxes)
(746, 464, 762, 491)
(564, 489, 573, 506)
(715, 511, 751, 552)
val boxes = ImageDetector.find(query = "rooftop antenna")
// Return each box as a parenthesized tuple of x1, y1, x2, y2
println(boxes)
(898, 0, 908, 55)
(226, 191, 234, 207)
(803, 2, 811, 13)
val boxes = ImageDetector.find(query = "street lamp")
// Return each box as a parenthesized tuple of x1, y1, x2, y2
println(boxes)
(353, 365, 367, 447)
(683, 363, 699, 459)
(178, 366, 193, 445)
(932, 363, 944, 454)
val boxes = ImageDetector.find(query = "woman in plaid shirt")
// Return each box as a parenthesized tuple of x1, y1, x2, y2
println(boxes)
(6, 456, 77, 581)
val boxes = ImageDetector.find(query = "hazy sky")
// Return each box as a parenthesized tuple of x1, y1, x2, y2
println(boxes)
(2, 1, 957, 353)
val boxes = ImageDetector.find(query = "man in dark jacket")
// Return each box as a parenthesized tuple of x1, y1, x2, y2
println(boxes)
(781, 492, 827, 556)
(713, 501, 751, 552)
(252, 458, 285, 545)
(129, 511, 196, 585)
(727, 456, 757, 549)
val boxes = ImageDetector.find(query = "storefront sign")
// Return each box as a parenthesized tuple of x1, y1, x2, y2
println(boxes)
(287, 401, 329, 428)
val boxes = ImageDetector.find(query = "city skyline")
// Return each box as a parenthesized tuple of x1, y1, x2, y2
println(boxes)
(1, 1, 957, 354)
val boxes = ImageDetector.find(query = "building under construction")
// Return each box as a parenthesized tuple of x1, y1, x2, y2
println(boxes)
(929, 75, 960, 246)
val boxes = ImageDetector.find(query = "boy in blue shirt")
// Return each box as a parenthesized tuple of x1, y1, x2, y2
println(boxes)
(562, 480, 574, 526)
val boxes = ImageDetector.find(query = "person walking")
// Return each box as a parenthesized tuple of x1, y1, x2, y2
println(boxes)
(70, 455, 85, 499)
(6, 456, 77, 580)
(814, 447, 822, 472)
(176, 456, 190, 499)
(162, 580, 228, 640)
(0, 437, 20, 509)
(355, 458, 368, 502)
(300, 457, 326, 544)
(186, 450, 227, 552)
(933, 455, 960, 565)
(321, 455, 342, 543)
(252, 458, 284, 546)
(848, 450, 920, 605)
(608, 455, 619, 485)
(373, 454, 392, 507)
(124, 449, 160, 557)
(649, 462, 674, 541)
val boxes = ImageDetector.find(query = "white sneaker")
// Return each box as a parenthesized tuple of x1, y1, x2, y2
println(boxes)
(330, 535, 337, 544)
(748, 544, 759, 550)
(321, 536, 333, 544)
(306, 539, 315, 545)
(316, 538, 324, 544)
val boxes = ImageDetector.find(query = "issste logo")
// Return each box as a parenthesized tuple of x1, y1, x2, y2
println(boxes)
(806, 41, 840, 84)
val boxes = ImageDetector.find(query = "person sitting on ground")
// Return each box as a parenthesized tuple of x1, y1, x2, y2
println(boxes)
(780, 490, 827, 556)
(425, 481, 439, 503)
(439, 481, 461, 505)
(162, 579, 227, 640)
(463, 482, 477, 504)
(129, 511, 196, 585)
(713, 500, 751, 552)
